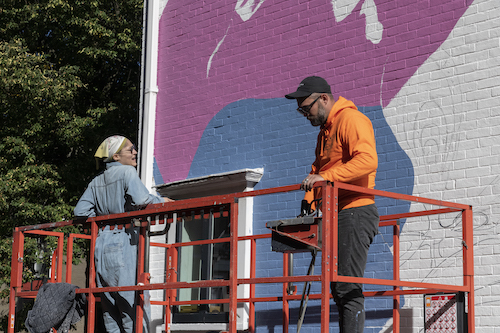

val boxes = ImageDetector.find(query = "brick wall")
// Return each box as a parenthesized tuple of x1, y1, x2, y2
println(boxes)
(152, 0, 498, 331)
(384, 0, 500, 331)
(185, 99, 413, 332)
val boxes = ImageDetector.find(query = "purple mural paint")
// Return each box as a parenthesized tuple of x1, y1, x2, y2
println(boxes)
(155, 0, 472, 183)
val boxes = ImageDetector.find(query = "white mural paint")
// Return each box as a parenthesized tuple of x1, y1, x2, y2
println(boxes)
(207, 0, 266, 78)
(235, 0, 266, 22)
(207, 23, 232, 78)
(360, 0, 383, 44)
(331, 0, 384, 44)
(331, 0, 359, 22)
(159, 0, 169, 18)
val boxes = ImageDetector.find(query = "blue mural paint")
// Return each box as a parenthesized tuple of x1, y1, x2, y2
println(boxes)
(153, 158, 164, 185)
(176, 98, 414, 332)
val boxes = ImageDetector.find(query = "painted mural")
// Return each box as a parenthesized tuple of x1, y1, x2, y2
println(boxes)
(152, 0, 500, 331)
(156, 0, 472, 183)
(186, 99, 413, 332)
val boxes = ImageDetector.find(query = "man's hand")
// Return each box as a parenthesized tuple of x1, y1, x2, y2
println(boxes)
(164, 197, 175, 202)
(300, 174, 325, 192)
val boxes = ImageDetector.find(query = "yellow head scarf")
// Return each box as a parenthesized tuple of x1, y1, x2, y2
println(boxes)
(94, 135, 127, 169)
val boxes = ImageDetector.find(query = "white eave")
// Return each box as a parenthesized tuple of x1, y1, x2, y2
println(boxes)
(154, 168, 264, 200)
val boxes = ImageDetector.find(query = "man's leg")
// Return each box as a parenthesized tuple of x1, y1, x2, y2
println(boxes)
(331, 204, 379, 333)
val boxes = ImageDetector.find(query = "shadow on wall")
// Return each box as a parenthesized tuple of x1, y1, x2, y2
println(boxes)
(182, 98, 414, 332)
(255, 304, 397, 333)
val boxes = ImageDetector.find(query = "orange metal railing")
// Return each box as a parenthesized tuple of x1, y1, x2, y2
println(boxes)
(8, 182, 475, 333)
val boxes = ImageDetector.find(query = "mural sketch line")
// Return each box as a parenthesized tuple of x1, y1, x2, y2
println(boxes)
(207, 22, 232, 78)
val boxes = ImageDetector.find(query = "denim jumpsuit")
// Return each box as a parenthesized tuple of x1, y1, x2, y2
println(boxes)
(74, 162, 164, 333)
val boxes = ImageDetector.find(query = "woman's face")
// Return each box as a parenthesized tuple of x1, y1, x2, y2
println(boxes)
(114, 139, 138, 167)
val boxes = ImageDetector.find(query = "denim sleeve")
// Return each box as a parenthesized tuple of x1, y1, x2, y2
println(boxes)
(74, 187, 97, 218)
(124, 166, 164, 207)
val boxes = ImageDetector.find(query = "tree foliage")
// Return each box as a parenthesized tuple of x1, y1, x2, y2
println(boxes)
(0, 0, 144, 314)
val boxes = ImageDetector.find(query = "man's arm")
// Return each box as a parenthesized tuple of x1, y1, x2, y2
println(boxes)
(319, 112, 377, 183)
(302, 112, 377, 192)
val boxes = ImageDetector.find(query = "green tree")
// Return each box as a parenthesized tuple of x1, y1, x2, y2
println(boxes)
(0, 0, 144, 328)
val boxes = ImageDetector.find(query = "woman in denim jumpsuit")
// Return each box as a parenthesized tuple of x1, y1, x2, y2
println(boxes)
(74, 135, 169, 333)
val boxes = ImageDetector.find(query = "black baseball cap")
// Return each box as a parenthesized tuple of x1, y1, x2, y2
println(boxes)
(285, 76, 332, 99)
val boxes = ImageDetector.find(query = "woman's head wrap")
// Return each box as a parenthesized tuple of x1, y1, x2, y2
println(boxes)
(94, 135, 128, 168)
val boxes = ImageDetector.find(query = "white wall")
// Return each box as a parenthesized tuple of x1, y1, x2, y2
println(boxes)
(384, 0, 500, 330)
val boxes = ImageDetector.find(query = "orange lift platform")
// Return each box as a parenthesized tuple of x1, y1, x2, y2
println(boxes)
(8, 181, 475, 333)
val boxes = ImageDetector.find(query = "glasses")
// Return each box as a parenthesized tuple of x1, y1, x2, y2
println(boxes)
(121, 145, 137, 154)
(297, 96, 320, 115)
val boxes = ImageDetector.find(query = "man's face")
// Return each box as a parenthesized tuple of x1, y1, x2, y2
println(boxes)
(297, 94, 327, 127)
(114, 139, 138, 167)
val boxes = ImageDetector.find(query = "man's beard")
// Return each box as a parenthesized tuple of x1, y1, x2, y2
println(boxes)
(310, 103, 327, 126)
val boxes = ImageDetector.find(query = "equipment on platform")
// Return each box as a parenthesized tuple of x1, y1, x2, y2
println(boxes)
(266, 200, 322, 253)
(265, 199, 321, 333)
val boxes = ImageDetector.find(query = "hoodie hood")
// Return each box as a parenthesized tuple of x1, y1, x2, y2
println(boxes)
(318, 96, 358, 155)
(322, 96, 358, 131)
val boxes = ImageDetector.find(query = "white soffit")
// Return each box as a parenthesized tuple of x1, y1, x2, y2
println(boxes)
(154, 168, 264, 200)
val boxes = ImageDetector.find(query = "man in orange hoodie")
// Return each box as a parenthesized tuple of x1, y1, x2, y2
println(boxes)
(285, 76, 380, 333)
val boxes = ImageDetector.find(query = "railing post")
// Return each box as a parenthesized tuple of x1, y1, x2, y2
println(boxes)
(50, 249, 57, 283)
(462, 207, 475, 333)
(165, 244, 177, 333)
(8, 229, 24, 333)
(282, 252, 290, 333)
(229, 198, 239, 333)
(136, 220, 147, 333)
(249, 238, 256, 333)
(321, 182, 334, 332)
(66, 234, 75, 283)
(87, 220, 98, 333)
(393, 221, 400, 333)
(56, 234, 64, 282)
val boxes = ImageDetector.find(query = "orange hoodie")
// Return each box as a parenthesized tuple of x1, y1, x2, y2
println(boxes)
(304, 96, 377, 210)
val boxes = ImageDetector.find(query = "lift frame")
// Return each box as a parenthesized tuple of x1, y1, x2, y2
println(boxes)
(8, 181, 475, 333)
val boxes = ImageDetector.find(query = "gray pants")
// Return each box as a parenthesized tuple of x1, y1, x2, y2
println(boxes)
(331, 204, 379, 333)
(95, 226, 150, 333)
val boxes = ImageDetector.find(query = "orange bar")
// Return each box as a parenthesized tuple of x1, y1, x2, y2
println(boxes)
(334, 182, 470, 210)
(86, 221, 98, 333)
(12, 230, 26, 289)
(229, 200, 239, 333)
(66, 235, 74, 284)
(321, 182, 333, 332)
(8, 230, 24, 333)
(165, 245, 177, 333)
(393, 223, 400, 333)
(135, 222, 146, 333)
(50, 249, 57, 283)
(249, 238, 256, 333)
(56, 235, 64, 282)
(462, 207, 475, 333)
(282, 253, 290, 333)
(24, 230, 64, 237)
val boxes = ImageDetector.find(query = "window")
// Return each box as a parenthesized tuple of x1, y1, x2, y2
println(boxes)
(154, 168, 263, 332)
(173, 207, 231, 323)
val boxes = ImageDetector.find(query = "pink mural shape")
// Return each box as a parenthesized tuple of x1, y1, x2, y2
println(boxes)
(156, 0, 472, 183)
